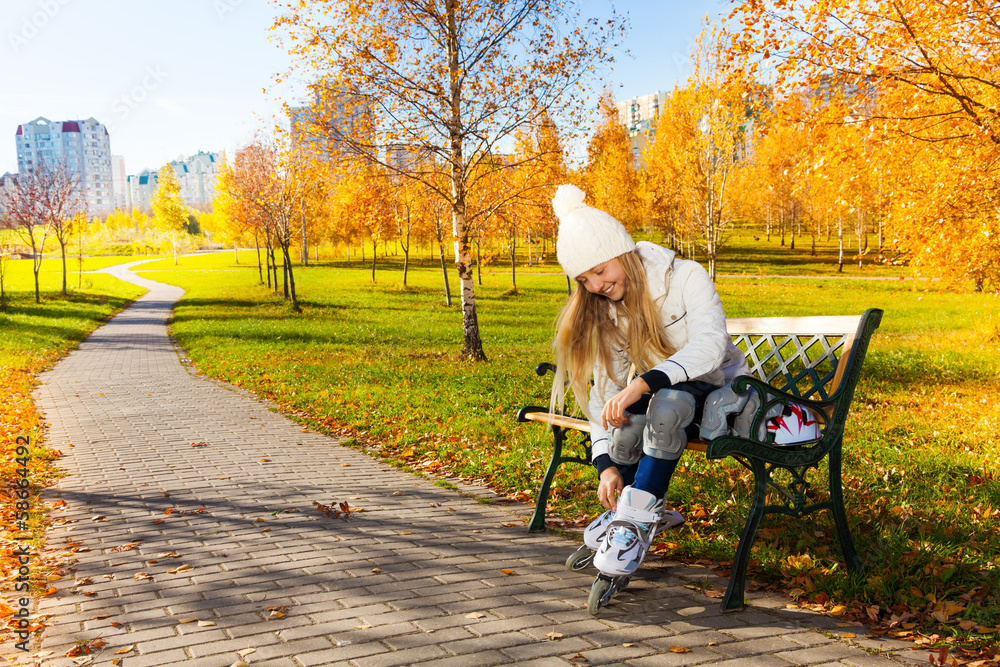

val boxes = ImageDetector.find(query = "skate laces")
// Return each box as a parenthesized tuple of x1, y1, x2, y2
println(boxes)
(607, 524, 639, 549)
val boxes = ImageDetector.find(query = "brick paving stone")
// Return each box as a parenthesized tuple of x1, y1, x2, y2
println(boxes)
(0, 260, 919, 667)
(500, 636, 594, 661)
(630, 656, 792, 667)
(409, 650, 512, 667)
(512, 658, 581, 667)
(707, 635, 813, 659)
(844, 656, 922, 667)
(351, 644, 451, 667)
(776, 643, 868, 665)
(577, 642, 659, 663)
(381, 625, 475, 650)
(442, 630, 536, 655)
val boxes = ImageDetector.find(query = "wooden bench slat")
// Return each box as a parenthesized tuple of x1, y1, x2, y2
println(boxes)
(522, 411, 590, 431)
(522, 411, 708, 452)
(727, 315, 862, 335)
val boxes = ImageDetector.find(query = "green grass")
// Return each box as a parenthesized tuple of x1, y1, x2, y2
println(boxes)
(137, 247, 1000, 644)
(0, 256, 145, 591)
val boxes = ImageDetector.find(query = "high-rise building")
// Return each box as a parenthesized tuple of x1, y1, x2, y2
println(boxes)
(126, 168, 158, 212)
(616, 92, 668, 127)
(171, 151, 220, 208)
(289, 81, 371, 160)
(0, 172, 17, 215)
(111, 155, 127, 211)
(126, 151, 222, 211)
(15, 116, 114, 213)
(614, 94, 668, 171)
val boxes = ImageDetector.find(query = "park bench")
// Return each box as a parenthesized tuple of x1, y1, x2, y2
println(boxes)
(516, 308, 883, 612)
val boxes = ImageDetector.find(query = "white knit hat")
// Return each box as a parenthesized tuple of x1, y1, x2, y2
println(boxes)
(552, 184, 636, 280)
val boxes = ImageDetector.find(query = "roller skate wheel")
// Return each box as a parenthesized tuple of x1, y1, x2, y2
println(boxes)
(565, 545, 595, 572)
(587, 575, 615, 615)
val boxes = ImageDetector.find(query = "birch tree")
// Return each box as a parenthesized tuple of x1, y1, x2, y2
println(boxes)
(273, 0, 625, 360)
(0, 163, 85, 302)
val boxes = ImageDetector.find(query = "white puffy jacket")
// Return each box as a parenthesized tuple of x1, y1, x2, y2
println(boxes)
(588, 242, 749, 459)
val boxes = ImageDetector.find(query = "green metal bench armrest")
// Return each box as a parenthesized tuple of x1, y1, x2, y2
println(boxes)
(706, 375, 841, 466)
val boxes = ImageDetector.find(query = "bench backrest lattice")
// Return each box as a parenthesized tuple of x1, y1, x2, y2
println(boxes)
(727, 316, 862, 401)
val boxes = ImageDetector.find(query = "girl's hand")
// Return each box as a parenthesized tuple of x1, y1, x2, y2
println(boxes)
(601, 377, 650, 430)
(598, 467, 624, 510)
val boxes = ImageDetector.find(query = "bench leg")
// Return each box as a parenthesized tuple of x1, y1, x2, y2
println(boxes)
(828, 443, 863, 572)
(529, 426, 566, 532)
(721, 458, 768, 612)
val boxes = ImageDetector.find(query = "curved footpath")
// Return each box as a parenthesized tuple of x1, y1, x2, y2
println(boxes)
(8, 262, 925, 666)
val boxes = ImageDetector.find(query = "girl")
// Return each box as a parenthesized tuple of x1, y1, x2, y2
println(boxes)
(551, 184, 748, 576)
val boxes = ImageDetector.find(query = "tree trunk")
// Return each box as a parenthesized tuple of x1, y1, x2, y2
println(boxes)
(301, 199, 308, 267)
(283, 242, 298, 309)
(255, 231, 263, 283)
(60, 239, 68, 296)
(402, 226, 411, 286)
(265, 244, 272, 288)
(837, 219, 844, 273)
(32, 243, 42, 304)
(281, 241, 289, 299)
(446, 0, 486, 361)
(509, 232, 517, 290)
(271, 245, 279, 291)
(371, 237, 377, 283)
(438, 238, 452, 306)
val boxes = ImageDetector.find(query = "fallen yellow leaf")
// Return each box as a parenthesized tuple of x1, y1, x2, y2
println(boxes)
(114, 645, 135, 655)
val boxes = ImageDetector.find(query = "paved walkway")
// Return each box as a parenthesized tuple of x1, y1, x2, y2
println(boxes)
(11, 262, 927, 666)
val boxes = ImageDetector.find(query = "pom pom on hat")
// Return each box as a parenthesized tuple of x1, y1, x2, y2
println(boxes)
(552, 184, 636, 280)
(552, 184, 587, 220)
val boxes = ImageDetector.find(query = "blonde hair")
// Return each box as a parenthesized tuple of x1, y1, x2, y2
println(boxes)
(551, 250, 675, 419)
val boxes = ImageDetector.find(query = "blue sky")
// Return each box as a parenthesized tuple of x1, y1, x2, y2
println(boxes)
(0, 0, 729, 176)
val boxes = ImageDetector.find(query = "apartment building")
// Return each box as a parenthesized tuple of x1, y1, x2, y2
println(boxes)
(14, 116, 114, 213)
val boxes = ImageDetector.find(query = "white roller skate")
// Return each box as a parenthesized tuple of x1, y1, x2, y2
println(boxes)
(565, 509, 615, 572)
(565, 506, 684, 573)
(586, 486, 669, 614)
